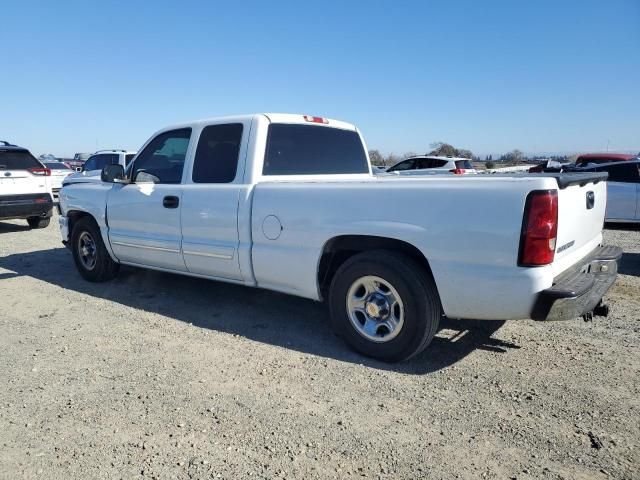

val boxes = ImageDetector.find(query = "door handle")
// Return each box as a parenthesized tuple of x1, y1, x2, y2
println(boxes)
(163, 195, 179, 209)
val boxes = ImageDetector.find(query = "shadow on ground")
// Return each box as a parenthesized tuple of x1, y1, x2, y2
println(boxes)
(605, 222, 640, 232)
(619, 252, 640, 277)
(0, 247, 518, 374)
(0, 221, 31, 234)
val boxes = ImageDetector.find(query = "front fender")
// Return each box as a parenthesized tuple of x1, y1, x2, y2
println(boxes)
(59, 183, 119, 263)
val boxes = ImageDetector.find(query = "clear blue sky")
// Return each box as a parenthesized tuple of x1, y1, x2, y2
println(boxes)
(1, 0, 638, 158)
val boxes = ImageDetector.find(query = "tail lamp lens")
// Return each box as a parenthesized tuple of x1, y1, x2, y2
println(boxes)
(518, 190, 558, 266)
(28, 168, 51, 176)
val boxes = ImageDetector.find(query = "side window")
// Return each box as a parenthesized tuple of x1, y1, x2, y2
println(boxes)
(192, 124, 243, 183)
(132, 128, 191, 184)
(600, 164, 640, 183)
(416, 159, 433, 169)
(389, 160, 415, 171)
(125, 154, 136, 166)
(433, 159, 448, 168)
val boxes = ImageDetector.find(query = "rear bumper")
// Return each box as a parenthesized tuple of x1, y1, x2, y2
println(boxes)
(531, 245, 623, 321)
(0, 194, 53, 220)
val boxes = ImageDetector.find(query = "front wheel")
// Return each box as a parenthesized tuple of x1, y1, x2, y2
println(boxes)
(70, 217, 120, 282)
(329, 251, 441, 362)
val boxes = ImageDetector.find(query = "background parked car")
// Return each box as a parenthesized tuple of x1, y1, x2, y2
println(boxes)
(0, 141, 53, 228)
(65, 152, 92, 171)
(386, 156, 476, 175)
(575, 153, 637, 167)
(39, 153, 60, 162)
(575, 160, 639, 223)
(41, 161, 74, 199)
(63, 149, 137, 186)
(529, 159, 574, 173)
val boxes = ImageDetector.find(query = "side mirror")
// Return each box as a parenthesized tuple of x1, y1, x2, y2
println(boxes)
(101, 164, 125, 183)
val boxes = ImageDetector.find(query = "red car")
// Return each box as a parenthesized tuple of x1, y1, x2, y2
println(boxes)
(575, 153, 637, 167)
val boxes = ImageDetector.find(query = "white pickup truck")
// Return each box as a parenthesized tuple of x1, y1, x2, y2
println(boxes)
(58, 114, 622, 362)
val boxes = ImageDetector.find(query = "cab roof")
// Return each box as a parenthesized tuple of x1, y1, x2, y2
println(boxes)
(161, 113, 357, 132)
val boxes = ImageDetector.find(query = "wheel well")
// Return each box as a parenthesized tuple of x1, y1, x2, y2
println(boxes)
(317, 235, 435, 299)
(66, 210, 93, 237)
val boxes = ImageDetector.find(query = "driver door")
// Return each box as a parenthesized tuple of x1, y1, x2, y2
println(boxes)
(106, 128, 192, 271)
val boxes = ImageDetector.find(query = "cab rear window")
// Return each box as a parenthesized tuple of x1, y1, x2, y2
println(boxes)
(0, 150, 42, 170)
(263, 124, 368, 175)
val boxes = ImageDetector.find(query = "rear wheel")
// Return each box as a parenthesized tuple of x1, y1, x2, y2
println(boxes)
(329, 251, 441, 362)
(70, 217, 119, 282)
(27, 217, 50, 229)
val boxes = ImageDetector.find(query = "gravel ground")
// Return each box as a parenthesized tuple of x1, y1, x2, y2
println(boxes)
(0, 214, 638, 480)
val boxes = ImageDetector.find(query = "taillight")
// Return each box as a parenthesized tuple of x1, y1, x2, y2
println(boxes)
(449, 168, 465, 174)
(303, 115, 329, 124)
(518, 190, 558, 266)
(28, 168, 51, 176)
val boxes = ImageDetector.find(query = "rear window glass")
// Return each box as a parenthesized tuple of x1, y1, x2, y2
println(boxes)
(125, 154, 136, 166)
(455, 160, 473, 169)
(43, 162, 71, 170)
(0, 150, 41, 170)
(263, 124, 368, 175)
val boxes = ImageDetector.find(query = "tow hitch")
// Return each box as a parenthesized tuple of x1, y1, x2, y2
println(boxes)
(583, 301, 610, 322)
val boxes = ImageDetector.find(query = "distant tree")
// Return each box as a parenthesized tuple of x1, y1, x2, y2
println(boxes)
(402, 151, 418, 159)
(485, 161, 496, 169)
(368, 150, 385, 166)
(385, 153, 401, 166)
(428, 142, 458, 157)
(457, 149, 473, 159)
(428, 141, 474, 159)
(500, 149, 525, 165)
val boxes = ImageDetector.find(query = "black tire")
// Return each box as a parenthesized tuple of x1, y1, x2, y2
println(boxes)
(328, 251, 441, 362)
(70, 216, 120, 282)
(27, 217, 50, 229)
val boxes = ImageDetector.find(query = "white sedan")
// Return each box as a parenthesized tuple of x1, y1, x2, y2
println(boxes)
(42, 161, 74, 198)
(385, 155, 477, 175)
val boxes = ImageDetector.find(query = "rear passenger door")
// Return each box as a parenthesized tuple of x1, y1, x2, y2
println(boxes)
(598, 163, 640, 221)
(180, 121, 249, 281)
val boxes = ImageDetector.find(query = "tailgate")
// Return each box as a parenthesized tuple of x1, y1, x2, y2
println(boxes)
(0, 170, 48, 196)
(552, 174, 608, 276)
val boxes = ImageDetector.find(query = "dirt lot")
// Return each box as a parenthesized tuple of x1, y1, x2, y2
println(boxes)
(0, 214, 638, 480)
